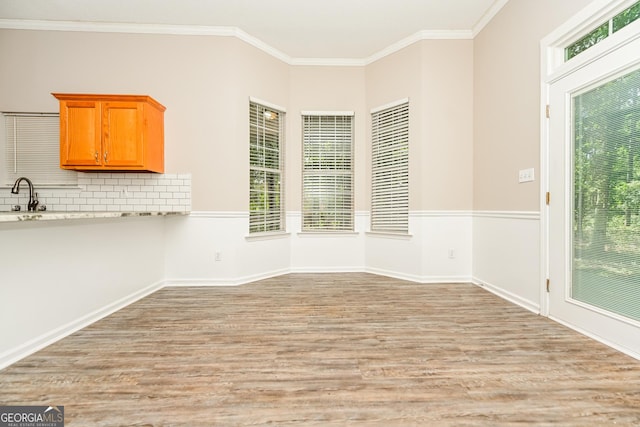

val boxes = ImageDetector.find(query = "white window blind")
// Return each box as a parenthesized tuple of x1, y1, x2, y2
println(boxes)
(371, 101, 409, 233)
(3, 113, 77, 186)
(302, 114, 353, 231)
(572, 66, 640, 322)
(249, 101, 285, 233)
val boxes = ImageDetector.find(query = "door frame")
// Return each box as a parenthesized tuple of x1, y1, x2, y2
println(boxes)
(540, 0, 640, 357)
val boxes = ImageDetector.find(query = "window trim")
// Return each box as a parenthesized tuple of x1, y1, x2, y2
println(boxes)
(564, 0, 640, 61)
(543, 0, 640, 79)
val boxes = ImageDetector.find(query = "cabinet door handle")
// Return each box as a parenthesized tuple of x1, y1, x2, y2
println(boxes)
(104, 152, 108, 163)
(94, 152, 99, 163)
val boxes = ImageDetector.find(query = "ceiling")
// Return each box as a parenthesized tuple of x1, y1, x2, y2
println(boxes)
(0, 0, 509, 61)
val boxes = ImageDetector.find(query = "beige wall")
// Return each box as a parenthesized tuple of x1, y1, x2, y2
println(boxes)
(473, 0, 593, 211)
(420, 40, 474, 211)
(287, 66, 367, 211)
(366, 40, 474, 211)
(0, 29, 289, 211)
(1, 28, 472, 213)
(1, 0, 595, 214)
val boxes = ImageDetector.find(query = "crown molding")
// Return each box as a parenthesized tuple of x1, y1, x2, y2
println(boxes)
(0, 19, 295, 64)
(472, 0, 511, 37)
(0, 16, 497, 67)
(364, 29, 473, 65)
(290, 57, 367, 67)
(0, 18, 235, 36)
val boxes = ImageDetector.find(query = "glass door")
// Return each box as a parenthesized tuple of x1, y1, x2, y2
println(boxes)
(548, 36, 640, 357)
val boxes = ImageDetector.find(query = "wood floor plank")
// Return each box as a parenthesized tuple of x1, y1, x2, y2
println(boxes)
(1, 273, 639, 426)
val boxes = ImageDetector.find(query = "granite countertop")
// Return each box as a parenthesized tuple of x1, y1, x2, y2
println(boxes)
(0, 210, 188, 222)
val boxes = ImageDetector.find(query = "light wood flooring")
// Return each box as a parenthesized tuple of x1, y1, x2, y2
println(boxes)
(1, 273, 639, 426)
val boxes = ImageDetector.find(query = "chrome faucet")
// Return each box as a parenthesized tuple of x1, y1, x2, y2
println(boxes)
(11, 177, 39, 212)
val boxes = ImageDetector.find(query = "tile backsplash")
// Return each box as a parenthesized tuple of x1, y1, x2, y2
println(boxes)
(3, 172, 191, 213)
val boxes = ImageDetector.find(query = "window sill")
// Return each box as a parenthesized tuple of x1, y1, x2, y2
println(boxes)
(365, 231, 413, 240)
(297, 231, 360, 238)
(245, 231, 291, 242)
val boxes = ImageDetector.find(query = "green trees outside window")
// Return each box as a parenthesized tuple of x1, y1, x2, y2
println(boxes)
(573, 67, 640, 321)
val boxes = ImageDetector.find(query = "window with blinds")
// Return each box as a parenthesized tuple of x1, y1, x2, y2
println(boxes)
(302, 114, 354, 231)
(3, 113, 77, 186)
(249, 101, 285, 233)
(371, 101, 409, 233)
(572, 66, 640, 322)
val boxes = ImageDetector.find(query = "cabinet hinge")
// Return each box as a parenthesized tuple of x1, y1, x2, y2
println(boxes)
(546, 278, 550, 293)
(546, 192, 550, 205)
(546, 104, 550, 118)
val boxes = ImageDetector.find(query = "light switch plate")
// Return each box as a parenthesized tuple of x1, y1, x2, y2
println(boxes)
(519, 168, 535, 183)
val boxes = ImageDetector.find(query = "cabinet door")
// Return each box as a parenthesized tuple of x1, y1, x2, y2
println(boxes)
(60, 101, 102, 167)
(102, 101, 144, 167)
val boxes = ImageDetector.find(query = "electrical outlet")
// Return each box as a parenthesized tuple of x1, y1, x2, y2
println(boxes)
(518, 168, 535, 183)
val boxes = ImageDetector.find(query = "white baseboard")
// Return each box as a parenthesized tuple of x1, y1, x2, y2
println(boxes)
(164, 268, 291, 287)
(549, 315, 640, 361)
(290, 266, 366, 274)
(473, 276, 541, 314)
(0, 280, 164, 370)
(366, 267, 472, 284)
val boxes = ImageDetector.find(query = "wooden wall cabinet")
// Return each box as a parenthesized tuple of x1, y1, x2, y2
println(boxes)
(53, 93, 166, 173)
